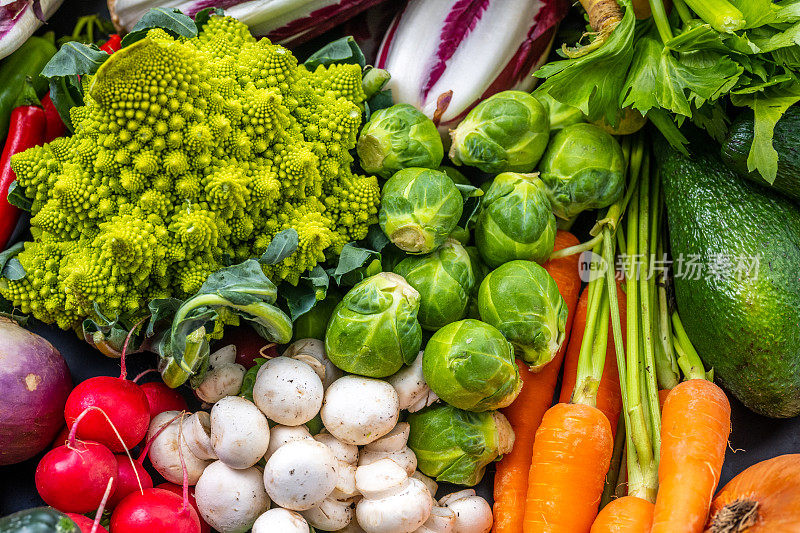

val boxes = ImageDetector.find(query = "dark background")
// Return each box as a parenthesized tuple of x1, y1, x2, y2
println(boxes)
(3, 0, 800, 518)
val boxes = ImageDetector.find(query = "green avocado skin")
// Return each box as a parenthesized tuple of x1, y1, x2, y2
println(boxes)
(721, 107, 800, 203)
(659, 141, 800, 418)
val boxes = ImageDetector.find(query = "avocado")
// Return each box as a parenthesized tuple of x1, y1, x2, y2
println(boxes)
(658, 137, 800, 418)
(721, 106, 800, 202)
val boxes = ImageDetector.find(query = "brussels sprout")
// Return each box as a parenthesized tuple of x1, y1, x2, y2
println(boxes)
(478, 260, 567, 369)
(449, 90, 549, 173)
(394, 239, 475, 331)
(379, 168, 464, 254)
(325, 272, 422, 377)
(533, 91, 584, 133)
(538, 123, 625, 220)
(407, 404, 514, 486)
(422, 319, 521, 411)
(357, 104, 444, 178)
(474, 172, 556, 267)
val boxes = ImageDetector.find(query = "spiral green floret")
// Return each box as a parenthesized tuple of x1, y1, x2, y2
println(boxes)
(1, 14, 380, 331)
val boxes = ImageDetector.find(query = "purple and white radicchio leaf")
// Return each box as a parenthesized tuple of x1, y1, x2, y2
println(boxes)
(377, 0, 568, 131)
(0, 0, 62, 60)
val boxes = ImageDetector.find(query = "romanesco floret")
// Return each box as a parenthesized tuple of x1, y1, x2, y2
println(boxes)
(1, 15, 380, 331)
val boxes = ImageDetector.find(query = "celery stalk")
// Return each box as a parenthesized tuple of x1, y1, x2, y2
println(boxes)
(683, 0, 746, 33)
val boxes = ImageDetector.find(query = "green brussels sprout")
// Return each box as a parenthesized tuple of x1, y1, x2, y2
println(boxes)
(449, 90, 550, 173)
(394, 239, 475, 331)
(379, 168, 464, 254)
(422, 319, 521, 411)
(407, 404, 514, 486)
(474, 172, 556, 267)
(533, 91, 584, 133)
(478, 260, 568, 369)
(538, 123, 625, 220)
(357, 104, 444, 178)
(325, 272, 422, 377)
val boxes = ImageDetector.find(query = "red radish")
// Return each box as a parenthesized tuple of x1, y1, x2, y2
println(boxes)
(220, 324, 276, 368)
(65, 513, 110, 533)
(139, 381, 189, 417)
(156, 483, 211, 533)
(110, 488, 201, 533)
(106, 454, 153, 509)
(64, 326, 150, 452)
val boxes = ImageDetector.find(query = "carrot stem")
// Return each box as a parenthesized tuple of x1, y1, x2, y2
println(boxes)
(573, 244, 608, 406)
(600, 411, 627, 509)
(671, 313, 706, 380)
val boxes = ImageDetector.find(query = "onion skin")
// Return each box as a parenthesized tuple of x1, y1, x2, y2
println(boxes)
(0, 317, 72, 465)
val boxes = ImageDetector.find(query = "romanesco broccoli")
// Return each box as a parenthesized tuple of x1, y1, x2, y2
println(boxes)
(1, 16, 380, 331)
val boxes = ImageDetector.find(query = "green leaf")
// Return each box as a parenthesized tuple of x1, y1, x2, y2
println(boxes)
(729, 0, 782, 27)
(730, 81, 800, 183)
(198, 259, 278, 304)
(365, 224, 391, 253)
(7, 181, 32, 212)
(365, 89, 393, 121)
(282, 266, 329, 322)
(121, 8, 198, 48)
(0, 242, 25, 281)
(194, 7, 224, 32)
(665, 22, 730, 53)
(332, 243, 380, 285)
(239, 358, 268, 402)
(260, 228, 299, 265)
(304, 36, 366, 70)
(743, 23, 800, 53)
(47, 76, 83, 132)
(647, 108, 689, 155)
(690, 102, 729, 143)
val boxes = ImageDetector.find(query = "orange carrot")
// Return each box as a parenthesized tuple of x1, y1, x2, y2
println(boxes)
(492, 230, 582, 533)
(559, 281, 627, 439)
(524, 402, 614, 532)
(650, 379, 731, 533)
(591, 496, 654, 533)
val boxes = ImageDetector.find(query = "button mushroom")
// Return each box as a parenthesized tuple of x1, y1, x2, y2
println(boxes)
(355, 458, 433, 533)
(146, 410, 210, 485)
(302, 497, 357, 531)
(284, 338, 343, 389)
(358, 422, 417, 476)
(181, 411, 217, 460)
(321, 376, 400, 446)
(195, 345, 247, 404)
(210, 395, 270, 469)
(194, 460, 270, 533)
(439, 489, 493, 533)
(388, 352, 439, 412)
(415, 506, 456, 533)
(264, 424, 314, 462)
(263, 439, 338, 511)
(411, 471, 438, 498)
(253, 356, 324, 426)
(252, 508, 310, 533)
(315, 432, 359, 499)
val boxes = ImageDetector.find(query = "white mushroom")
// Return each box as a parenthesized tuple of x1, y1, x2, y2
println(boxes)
(358, 422, 417, 476)
(302, 497, 357, 531)
(411, 471, 438, 499)
(284, 338, 343, 389)
(194, 460, 270, 533)
(264, 424, 314, 461)
(321, 376, 400, 445)
(439, 490, 493, 533)
(415, 506, 456, 533)
(263, 439, 338, 511)
(181, 411, 217, 460)
(355, 459, 433, 533)
(253, 356, 324, 426)
(252, 509, 310, 533)
(315, 433, 359, 499)
(210, 396, 270, 469)
(146, 411, 210, 485)
(195, 363, 247, 404)
(387, 352, 439, 412)
(209, 344, 237, 367)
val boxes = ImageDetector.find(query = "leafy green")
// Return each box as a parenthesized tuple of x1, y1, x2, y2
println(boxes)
(194, 7, 224, 32)
(0, 243, 25, 281)
(304, 36, 366, 70)
(239, 357, 267, 401)
(282, 265, 329, 322)
(7, 181, 32, 212)
(260, 228, 299, 265)
(121, 8, 198, 48)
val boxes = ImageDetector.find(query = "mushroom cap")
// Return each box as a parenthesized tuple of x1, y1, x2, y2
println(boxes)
(439, 490, 493, 533)
(195, 461, 270, 533)
(211, 396, 270, 469)
(302, 498, 356, 530)
(195, 363, 247, 404)
(263, 439, 338, 511)
(251, 508, 309, 533)
(284, 338, 343, 389)
(182, 411, 217, 460)
(146, 411, 210, 485)
(253, 357, 324, 426)
(355, 460, 433, 533)
(321, 376, 400, 445)
(416, 505, 456, 533)
(315, 433, 359, 464)
(265, 424, 313, 461)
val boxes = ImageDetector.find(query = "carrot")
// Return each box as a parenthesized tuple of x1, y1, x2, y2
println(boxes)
(524, 402, 614, 532)
(559, 281, 627, 439)
(591, 496, 654, 533)
(492, 230, 582, 533)
(650, 379, 731, 533)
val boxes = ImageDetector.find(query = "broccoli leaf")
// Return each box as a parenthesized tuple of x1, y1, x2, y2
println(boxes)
(331, 243, 381, 285)
(282, 266, 329, 322)
(0, 242, 25, 281)
(260, 228, 299, 265)
(194, 7, 224, 32)
(304, 36, 366, 70)
(7, 181, 32, 212)
(121, 8, 198, 48)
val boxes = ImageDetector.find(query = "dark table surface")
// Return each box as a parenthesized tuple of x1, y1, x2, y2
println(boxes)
(3, 0, 800, 518)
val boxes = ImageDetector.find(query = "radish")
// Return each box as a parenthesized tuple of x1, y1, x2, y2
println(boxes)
(218, 324, 278, 369)
(156, 483, 211, 533)
(35, 408, 121, 513)
(106, 454, 153, 509)
(139, 381, 189, 417)
(110, 488, 201, 533)
(65, 513, 110, 533)
(63, 330, 150, 452)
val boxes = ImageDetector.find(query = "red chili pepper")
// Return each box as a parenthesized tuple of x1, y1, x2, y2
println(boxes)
(0, 104, 46, 248)
(40, 93, 67, 143)
(101, 34, 122, 54)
